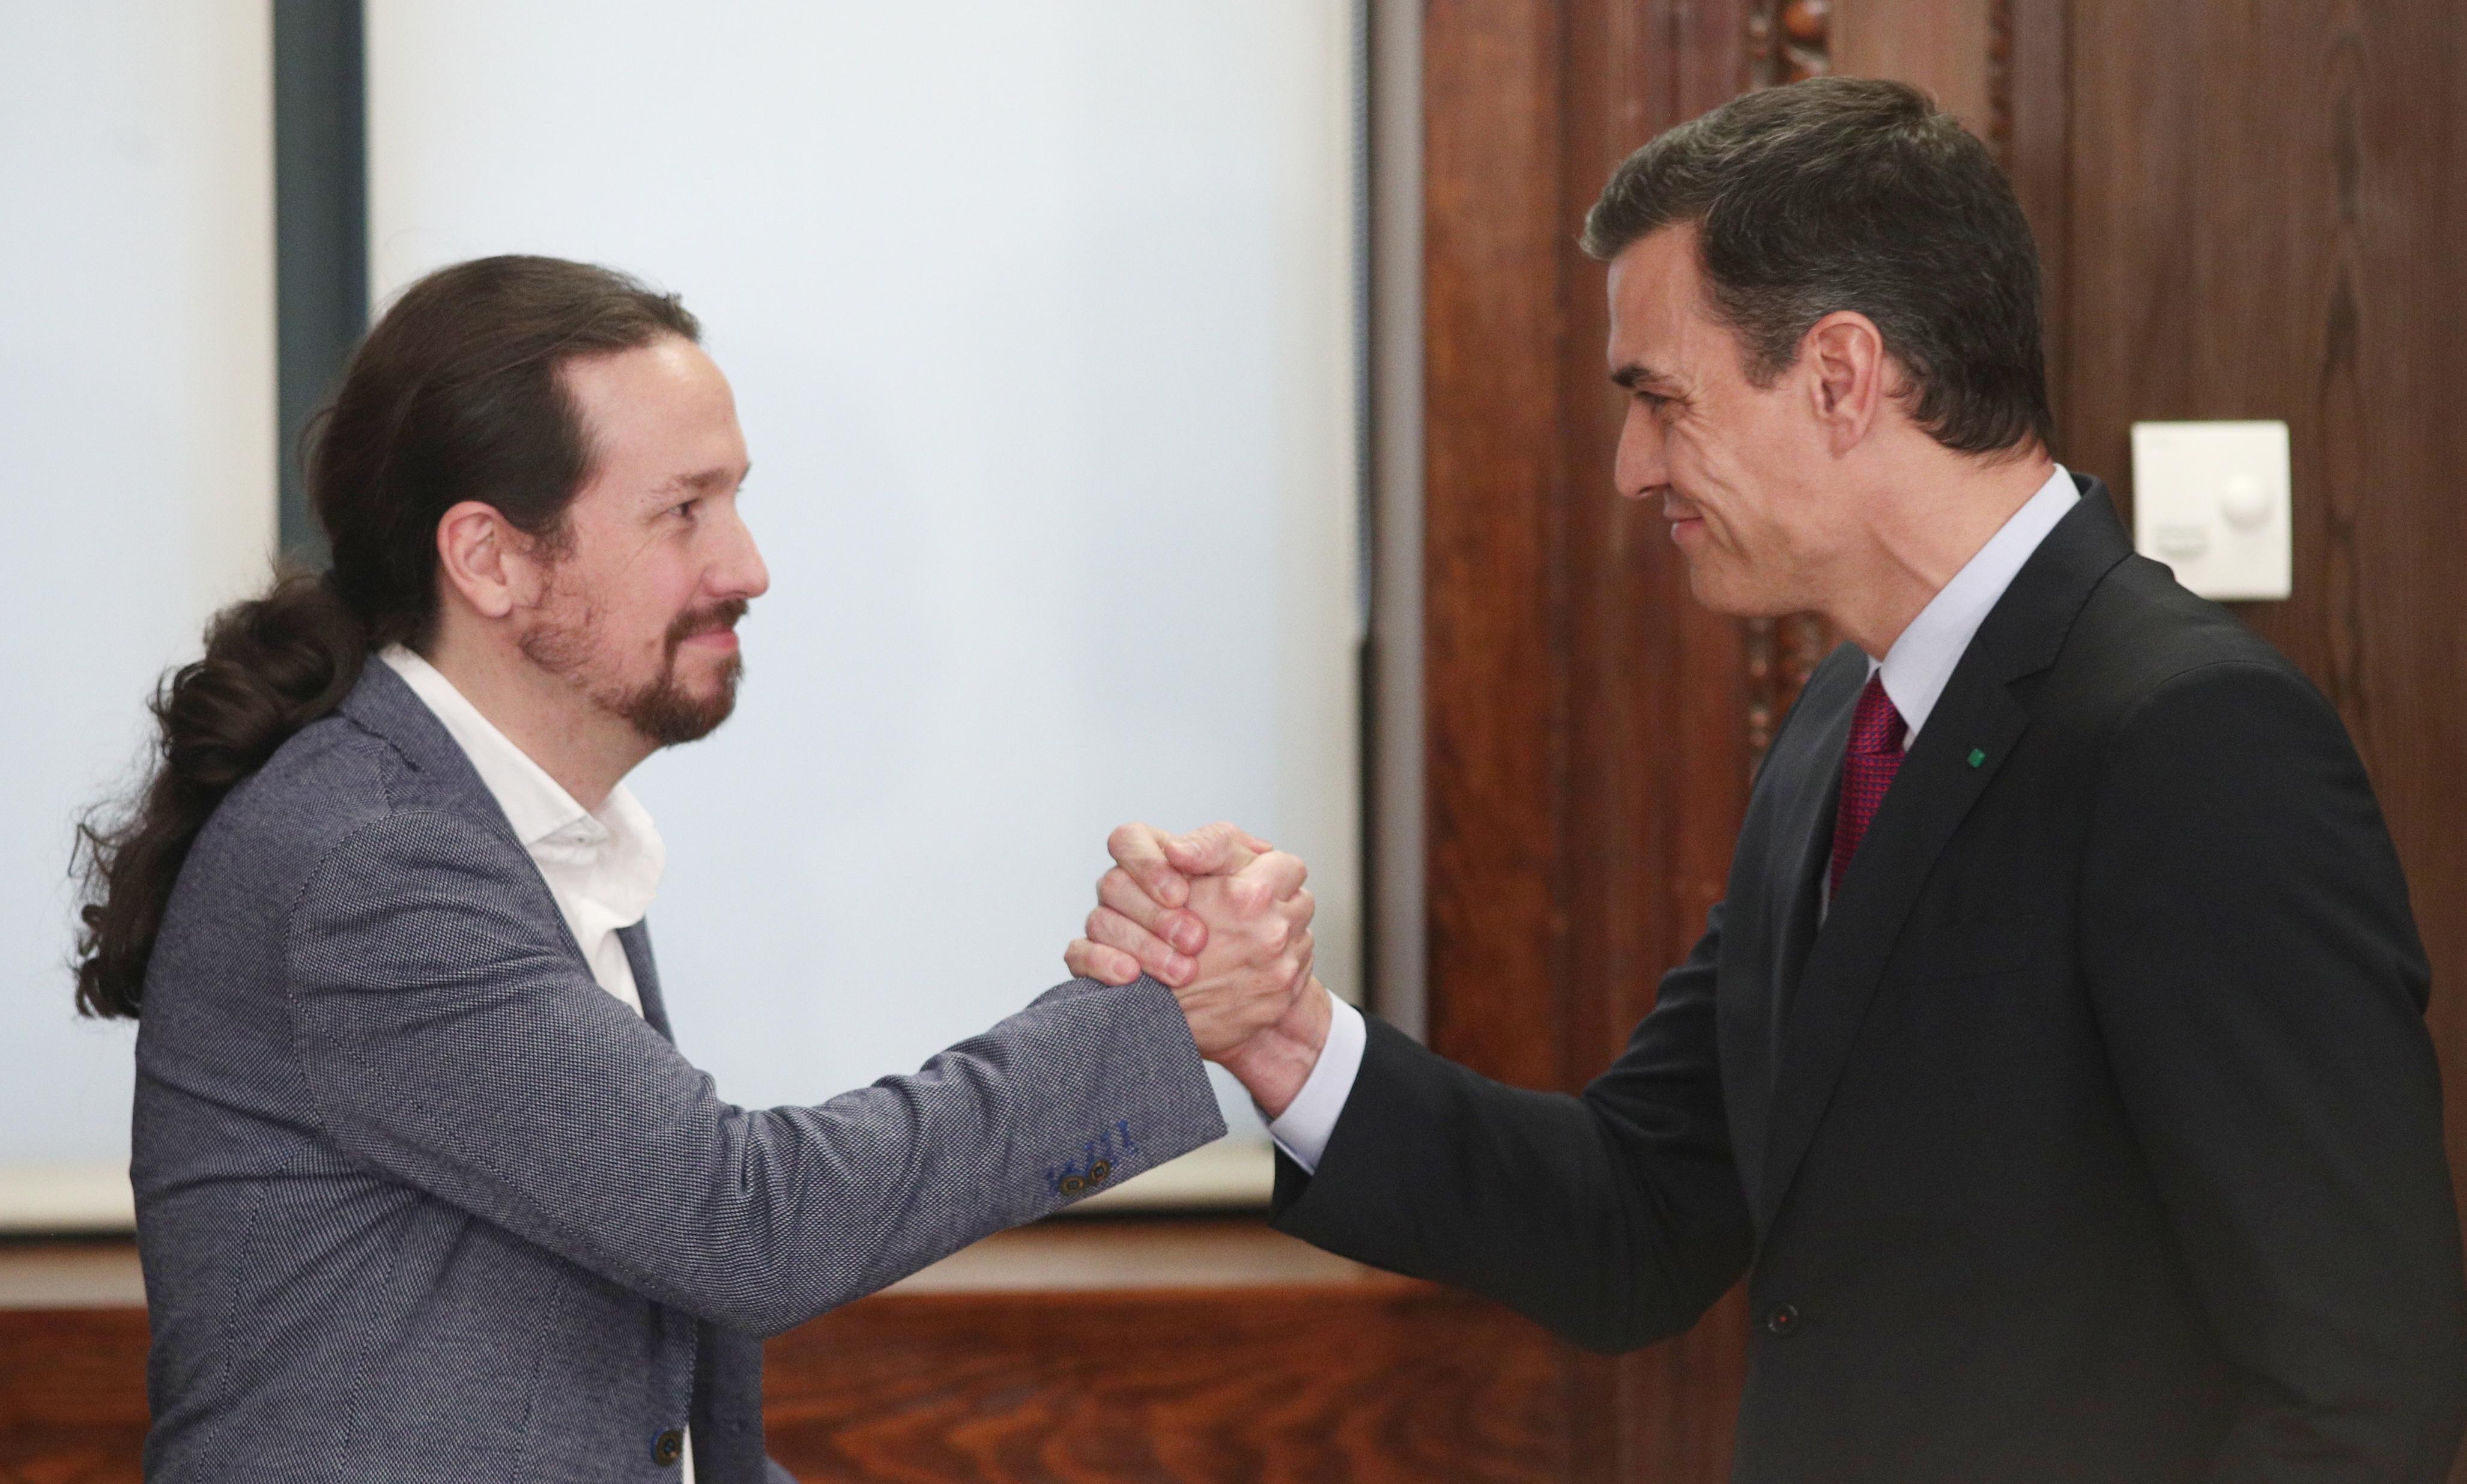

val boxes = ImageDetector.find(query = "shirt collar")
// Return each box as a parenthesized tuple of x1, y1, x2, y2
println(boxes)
(1874, 464, 2079, 744)
(376, 646, 664, 899)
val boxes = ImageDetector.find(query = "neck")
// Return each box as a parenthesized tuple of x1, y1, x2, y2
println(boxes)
(1816, 447, 2056, 659)
(417, 625, 651, 810)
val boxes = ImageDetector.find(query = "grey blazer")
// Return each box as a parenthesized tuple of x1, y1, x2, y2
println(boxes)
(129, 661, 1227, 1482)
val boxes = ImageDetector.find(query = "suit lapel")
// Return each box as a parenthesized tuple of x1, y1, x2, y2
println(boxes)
(1756, 673, 2029, 1228)
(1718, 645, 1863, 1222)
(1752, 479, 2135, 1231)
(620, 922, 676, 1044)
(345, 658, 679, 1044)
(1763, 718, 1847, 1046)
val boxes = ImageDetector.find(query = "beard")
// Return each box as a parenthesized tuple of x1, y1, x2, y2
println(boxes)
(521, 592, 748, 749)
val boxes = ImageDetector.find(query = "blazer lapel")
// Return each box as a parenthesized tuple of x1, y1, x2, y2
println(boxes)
(341, 660, 537, 863)
(619, 922, 676, 1044)
(345, 658, 680, 1045)
(1719, 645, 1863, 1223)
(1763, 719, 1848, 1044)
(1754, 479, 2135, 1232)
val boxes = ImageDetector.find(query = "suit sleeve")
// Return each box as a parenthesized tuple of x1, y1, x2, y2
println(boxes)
(283, 809, 1227, 1337)
(1269, 909, 1752, 1354)
(2080, 659, 2467, 1481)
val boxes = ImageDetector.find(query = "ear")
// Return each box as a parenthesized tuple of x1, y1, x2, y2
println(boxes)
(1800, 310, 1890, 455)
(434, 500, 549, 622)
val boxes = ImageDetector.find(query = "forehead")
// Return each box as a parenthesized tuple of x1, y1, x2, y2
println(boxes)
(561, 336, 745, 476)
(1605, 223, 1718, 370)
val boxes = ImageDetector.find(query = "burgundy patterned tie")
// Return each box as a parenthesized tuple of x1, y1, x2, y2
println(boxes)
(1830, 673, 1907, 897)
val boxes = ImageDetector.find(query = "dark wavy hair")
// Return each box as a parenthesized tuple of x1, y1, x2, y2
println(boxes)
(71, 255, 699, 1020)
(1581, 76, 2053, 457)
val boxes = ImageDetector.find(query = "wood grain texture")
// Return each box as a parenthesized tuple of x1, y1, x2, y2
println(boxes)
(1832, 0, 1996, 134)
(765, 1280, 1578, 1483)
(1420, 0, 1569, 1097)
(1420, 2, 1767, 1479)
(0, 1308, 148, 1484)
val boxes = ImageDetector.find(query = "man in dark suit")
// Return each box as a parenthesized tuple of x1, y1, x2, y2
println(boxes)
(1072, 78, 2467, 1480)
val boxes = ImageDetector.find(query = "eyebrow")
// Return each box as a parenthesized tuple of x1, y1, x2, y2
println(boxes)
(1609, 362, 1672, 392)
(653, 462, 750, 497)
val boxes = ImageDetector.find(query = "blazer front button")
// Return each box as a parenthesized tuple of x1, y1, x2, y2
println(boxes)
(651, 1428, 685, 1466)
(1764, 1303, 1802, 1337)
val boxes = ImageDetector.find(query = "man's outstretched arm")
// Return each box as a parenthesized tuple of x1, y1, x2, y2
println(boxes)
(1074, 828, 1754, 1354)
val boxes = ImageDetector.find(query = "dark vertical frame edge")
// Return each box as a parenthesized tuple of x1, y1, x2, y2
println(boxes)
(272, 0, 367, 567)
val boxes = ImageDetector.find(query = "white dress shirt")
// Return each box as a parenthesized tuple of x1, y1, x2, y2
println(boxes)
(378, 646, 695, 1480)
(1270, 465, 2082, 1175)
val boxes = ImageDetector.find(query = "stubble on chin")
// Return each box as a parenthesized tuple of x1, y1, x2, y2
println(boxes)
(518, 586, 745, 750)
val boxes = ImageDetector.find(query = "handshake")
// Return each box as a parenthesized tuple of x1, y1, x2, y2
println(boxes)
(1063, 821, 1330, 1119)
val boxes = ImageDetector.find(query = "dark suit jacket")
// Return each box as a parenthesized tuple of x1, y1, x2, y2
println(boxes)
(1274, 480, 2467, 1481)
(132, 660, 1226, 1482)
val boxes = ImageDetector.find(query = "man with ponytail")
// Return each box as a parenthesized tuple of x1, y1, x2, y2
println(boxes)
(73, 255, 1316, 1483)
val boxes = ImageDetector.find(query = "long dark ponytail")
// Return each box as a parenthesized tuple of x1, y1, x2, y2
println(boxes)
(72, 255, 699, 1019)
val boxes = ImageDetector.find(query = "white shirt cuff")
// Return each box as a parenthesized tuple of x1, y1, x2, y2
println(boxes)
(1264, 987, 1366, 1175)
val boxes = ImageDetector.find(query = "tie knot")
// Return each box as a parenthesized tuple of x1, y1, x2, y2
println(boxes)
(1849, 674, 1906, 757)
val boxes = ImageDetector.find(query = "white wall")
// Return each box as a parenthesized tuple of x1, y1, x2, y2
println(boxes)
(366, 2, 1362, 1172)
(0, 2, 277, 1222)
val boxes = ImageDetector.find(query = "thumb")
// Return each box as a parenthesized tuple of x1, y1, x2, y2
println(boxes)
(1164, 820, 1262, 876)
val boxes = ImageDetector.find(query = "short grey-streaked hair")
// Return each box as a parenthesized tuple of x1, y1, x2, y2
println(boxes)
(1584, 77, 2054, 457)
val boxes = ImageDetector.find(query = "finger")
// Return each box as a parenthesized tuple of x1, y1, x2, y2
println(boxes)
(1098, 867, 1209, 956)
(1088, 904, 1197, 986)
(1064, 937, 1142, 987)
(1107, 821, 1188, 909)
(1162, 821, 1262, 877)
(1283, 886, 1317, 931)
(1243, 832, 1274, 853)
(1226, 849, 1309, 914)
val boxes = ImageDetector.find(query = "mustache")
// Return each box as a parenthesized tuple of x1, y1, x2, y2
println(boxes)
(665, 598, 749, 651)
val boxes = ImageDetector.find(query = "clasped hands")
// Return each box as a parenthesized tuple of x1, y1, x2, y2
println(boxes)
(1064, 822, 1330, 1118)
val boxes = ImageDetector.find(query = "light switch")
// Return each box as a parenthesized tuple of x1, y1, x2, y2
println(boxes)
(2128, 420, 2292, 601)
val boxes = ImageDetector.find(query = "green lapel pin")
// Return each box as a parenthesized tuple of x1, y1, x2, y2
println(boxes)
(1967, 747, 1987, 768)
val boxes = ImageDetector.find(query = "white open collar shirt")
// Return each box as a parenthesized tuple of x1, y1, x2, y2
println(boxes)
(379, 645, 695, 1480)
(1269, 465, 2081, 1174)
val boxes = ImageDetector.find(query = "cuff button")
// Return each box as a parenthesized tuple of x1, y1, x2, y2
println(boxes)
(1060, 1175, 1086, 1196)
(1088, 1159, 1113, 1184)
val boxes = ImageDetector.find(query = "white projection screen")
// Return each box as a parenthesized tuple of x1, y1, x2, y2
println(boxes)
(366, 3, 1364, 1198)
(0, 2, 276, 1228)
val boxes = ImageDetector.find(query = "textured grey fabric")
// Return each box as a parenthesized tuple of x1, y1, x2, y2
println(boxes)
(130, 661, 1227, 1482)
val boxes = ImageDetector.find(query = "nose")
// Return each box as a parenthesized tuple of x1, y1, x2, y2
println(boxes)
(1613, 399, 1668, 502)
(715, 501, 770, 601)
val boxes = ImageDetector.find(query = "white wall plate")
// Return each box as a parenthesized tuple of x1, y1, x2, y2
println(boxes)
(2129, 420, 2293, 601)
